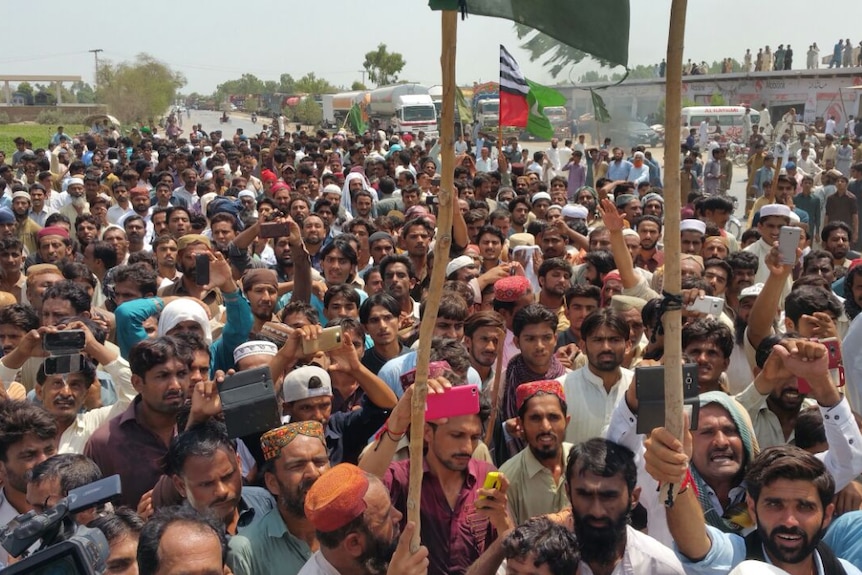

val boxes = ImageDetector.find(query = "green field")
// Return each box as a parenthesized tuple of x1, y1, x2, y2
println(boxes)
(0, 124, 88, 155)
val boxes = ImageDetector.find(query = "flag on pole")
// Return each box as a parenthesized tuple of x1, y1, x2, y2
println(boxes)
(499, 45, 529, 128)
(500, 45, 568, 140)
(590, 89, 612, 123)
(455, 86, 473, 124)
(429, 0, 630, 68)
(347, 103, 366, 135)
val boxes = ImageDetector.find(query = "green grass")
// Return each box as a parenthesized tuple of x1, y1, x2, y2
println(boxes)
(0, 124, 88, 155)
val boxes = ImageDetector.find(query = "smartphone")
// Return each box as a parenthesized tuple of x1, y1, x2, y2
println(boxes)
(43, 330, 86, 354)
(425, 196, 439, 206)
(479, 471, 502, 499)
(685, 295, 724, 316)
(636, 364, 699, 434)
(260, 221, 290, 239)
(219, 366, 281, 438)
(779, 225, 801, 265)
(44, 354, 84, 376)
(302, 326, 343, 355)
(798, 337, 845, 393)
(195, 253, 210, 286)
(400, 360, 451, 391)
(425, 384, 480, 420)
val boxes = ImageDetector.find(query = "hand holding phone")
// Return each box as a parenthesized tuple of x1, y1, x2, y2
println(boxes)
(685, 295, 724, 316)
(301, 326, 343, 355)
(425, 384, 480, 421)
(479, 472, 502, 499)
(195, 253, 210, 286)
(779, 226, 801, 265)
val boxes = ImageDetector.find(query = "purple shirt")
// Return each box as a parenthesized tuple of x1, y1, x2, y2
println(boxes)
(84, 396, 176, 508)
(563, 161, 587, 199)
(384, 458, 498, 575)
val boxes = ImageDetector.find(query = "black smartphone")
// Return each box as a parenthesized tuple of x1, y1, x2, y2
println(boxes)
(43, 330, 86, 354)
(218, 366, 281, 438)
(636, 364, 700, 434)
(195, 253, 210, 286)
(260, 221, 290, 238)
(44, 354, 84, 375)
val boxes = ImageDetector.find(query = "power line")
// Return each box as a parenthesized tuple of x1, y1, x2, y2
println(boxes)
(89, 49, 103, 90)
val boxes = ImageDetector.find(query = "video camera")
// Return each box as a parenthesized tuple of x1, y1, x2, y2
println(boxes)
(0, 475, 121, 575)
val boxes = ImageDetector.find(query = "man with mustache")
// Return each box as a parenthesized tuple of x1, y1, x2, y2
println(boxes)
(228, 422, 331, 575)
(165, 420, 273, 537)
(85, 336, 191, 508)
(299, 463, 429, 575)
(499, 380, 572, 525)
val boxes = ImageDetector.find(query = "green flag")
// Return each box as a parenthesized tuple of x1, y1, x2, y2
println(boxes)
(455, 86, 473, 124)
(429, 0, 630, 68)
(524, 79, 566, 140)
(590, 89, 611, 123)
(347, 103, 366, 135)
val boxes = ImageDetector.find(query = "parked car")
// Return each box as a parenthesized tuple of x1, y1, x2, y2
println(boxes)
(608, 121, 661, 147)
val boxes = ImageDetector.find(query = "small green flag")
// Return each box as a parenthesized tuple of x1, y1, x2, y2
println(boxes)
(455, 86, 473, 124)
(347, 103, 366, 135)
(429, 0, 630, 68)
(590, 89, 611, 124)
(525, 79, 566, 140)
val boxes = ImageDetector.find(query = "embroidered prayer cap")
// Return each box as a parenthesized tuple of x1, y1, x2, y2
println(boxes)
(614, 194, 637, 208)
(233, 341, 278, 364)
(37, 226, 70, 240)
(259, 322, 291, 347)
(531, 192, 551, 204)
(304, 463, 370, 532)
(129, 186, 150, 197)
(561, 204, 588, 219)
(759, 204, 791, 220)
(680, 219, 706, 234)
(494, 275, 532, 303)
(282, 365, 333, 403)
(610, 295, 647, 313)
(176, 234, 212, 251)
(260, 421, 326, 461)
(739, 283, 764, 300)
(642, 192, 664, 205)
(516, 380, 566, 412)
(507, 233, 535, 249)
(446, 255, 476, 277)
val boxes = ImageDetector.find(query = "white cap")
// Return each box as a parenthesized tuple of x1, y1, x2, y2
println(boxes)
(760, 204, 792, 219)
(562, 204, 589, 219)
(788, 210, 801, 223)
(203, 146, 213, 153)
(633, 151, 645, 159)
(446, 255, 477, 277)
(282, 365, 333, 403)
(67, 177, 84, 187)
(680, 219, 707, 234)
(739, 283, 764, 300)
(237, 190, 256, 201)
(323, 183, 342, 196)
(233, 340, 278, 364)
(728, 560, 792, 575)
(531, 192, 551, 204)
(622, 228, 640, 239)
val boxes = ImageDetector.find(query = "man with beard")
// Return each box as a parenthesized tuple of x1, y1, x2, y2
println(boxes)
(10, 190, 39, 254)
(558, 308, 632, 446)
(165, 420, 274, 536)
(822, 221, 860, 281)
(58, 177, 88, 226)
(0, 401, 57, 567)
(157, 234, 224, 318)
(85, 336, 191, 508)
(508, 197, 530, 236)
(379, 254, 419, 331)
(537, 258, 572, 332)
(300, 463, 429, 575)
(647, 443, 860, 573)
(302, 214, 328, 270)
(499, 380, 572, 525)
(400, 218, 433, 299)
(538, 224, 569, 260)
(228, 422, 331, 575)
(725, 251, 758, 312)
(33, 225, 73, 268)
(682, 317, 733, 393)
(243, 268, 279, 335)
(633, 215, 663, 273)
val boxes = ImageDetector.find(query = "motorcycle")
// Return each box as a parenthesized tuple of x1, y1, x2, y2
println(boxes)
(220, 113, 229, 124)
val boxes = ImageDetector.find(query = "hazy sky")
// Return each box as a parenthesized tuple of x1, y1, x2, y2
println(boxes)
(4, 0, 858, 94)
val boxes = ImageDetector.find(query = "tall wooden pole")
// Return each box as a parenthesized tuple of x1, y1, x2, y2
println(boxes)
(407, 8, 458, 552)
(661, 0, 687, 504)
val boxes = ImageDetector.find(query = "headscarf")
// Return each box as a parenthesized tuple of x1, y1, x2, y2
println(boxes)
(691, 391, 759, 534)
(340, 171, 376, 217)
(157, 299, 213, 344)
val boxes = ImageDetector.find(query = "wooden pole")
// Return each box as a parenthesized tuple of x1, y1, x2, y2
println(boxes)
(406, 8, 457, 553)
(661, 0, 687, 504)
(483, 336, 506, 447)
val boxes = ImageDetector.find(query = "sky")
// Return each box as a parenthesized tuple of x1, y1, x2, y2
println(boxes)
(2, 0, 859, 94)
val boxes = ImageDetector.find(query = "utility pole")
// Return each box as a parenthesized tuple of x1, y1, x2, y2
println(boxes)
(358, 69, 367, 86)
(89, 49, 103, 90)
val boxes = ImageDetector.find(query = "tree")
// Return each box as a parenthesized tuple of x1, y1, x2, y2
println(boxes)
(294, 97, 322, 126)
(515, 24, 613, 79)
(97, 53, 186, 124)
(351, 81, 368, 91)
(214, 73, 266, 105)
(16, 82, 34, 98)
(578, 71, 610, 83)
(710, 92, 727, 106)
(363, 44, 405, 86)
(279, 73, 296, 94)
(294, 73, 338, 94)
(71, 81, 96, 104)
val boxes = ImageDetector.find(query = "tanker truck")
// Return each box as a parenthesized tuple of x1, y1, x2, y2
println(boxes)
(367, 84, 438, 137)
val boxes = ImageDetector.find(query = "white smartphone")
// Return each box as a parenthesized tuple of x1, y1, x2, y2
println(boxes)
(779, 225, 801, 265)
(686, 295, 724, 316)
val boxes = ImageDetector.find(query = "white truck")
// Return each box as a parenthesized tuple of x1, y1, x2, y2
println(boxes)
(367, 84, 438, 137)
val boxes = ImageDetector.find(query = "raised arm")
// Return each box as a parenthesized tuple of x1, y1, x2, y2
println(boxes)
(597, 198, 639, 289)
(746, 243, 797, 351)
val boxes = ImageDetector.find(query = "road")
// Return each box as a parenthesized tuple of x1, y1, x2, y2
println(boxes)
(182, 111, 749, 225)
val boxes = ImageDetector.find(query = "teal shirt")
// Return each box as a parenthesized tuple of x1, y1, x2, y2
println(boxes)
(227, 506, 312, 575)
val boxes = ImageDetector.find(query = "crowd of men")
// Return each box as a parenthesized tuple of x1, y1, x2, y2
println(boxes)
(2, 114, 862, 575)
